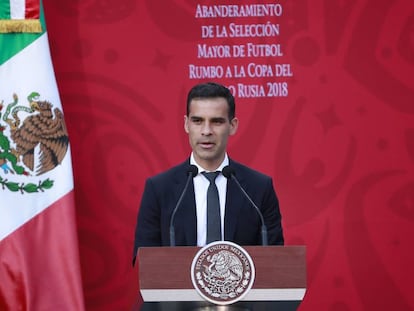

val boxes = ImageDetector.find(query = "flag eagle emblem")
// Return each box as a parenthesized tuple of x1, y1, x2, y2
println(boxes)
(0, 92, 69, 193)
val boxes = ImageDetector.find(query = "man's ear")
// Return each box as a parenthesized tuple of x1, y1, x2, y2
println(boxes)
(230, 117, 239, 136)
(184, 115, 189, 133)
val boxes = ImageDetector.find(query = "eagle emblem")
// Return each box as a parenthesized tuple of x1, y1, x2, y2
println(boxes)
(0, 92, 69, 193)
(191, 241, 255, 305)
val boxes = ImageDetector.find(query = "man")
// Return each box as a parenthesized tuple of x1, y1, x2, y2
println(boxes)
(132, 82, 283, 264)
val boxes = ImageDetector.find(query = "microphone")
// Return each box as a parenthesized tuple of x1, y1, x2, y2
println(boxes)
(169, 165, 198, 246)
(222, 166, 268, 245)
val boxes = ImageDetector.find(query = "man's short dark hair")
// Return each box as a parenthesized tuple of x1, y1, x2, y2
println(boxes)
(186, 82, 235, 120)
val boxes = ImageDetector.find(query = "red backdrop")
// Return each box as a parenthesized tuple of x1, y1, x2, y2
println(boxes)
(43, 0, 414, 310)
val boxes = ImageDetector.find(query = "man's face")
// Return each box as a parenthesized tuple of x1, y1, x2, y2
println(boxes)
(184, 97, 238, 171)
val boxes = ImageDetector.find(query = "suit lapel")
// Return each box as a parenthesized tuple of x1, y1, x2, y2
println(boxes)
(172, 161, 197, 245)
(224, 160, 245, 241)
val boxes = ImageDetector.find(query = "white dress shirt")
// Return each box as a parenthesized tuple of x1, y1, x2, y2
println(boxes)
(190, 153, 229, 246)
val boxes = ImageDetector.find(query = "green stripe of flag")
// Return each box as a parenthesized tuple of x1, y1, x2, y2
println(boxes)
(0, 0, 11, 19)
(0, 1, 46, 65)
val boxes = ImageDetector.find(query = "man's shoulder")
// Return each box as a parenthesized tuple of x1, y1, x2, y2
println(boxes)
(230, 159, 272, 182)
(148, 160, 189, 183)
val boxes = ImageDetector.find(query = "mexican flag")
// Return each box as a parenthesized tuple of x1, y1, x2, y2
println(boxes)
(0, 1, 85, 309)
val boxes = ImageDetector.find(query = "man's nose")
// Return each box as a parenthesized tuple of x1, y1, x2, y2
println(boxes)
(201, 122, 212, 135)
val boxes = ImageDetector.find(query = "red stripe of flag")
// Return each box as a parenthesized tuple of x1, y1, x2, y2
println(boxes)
(25, 0, 40, 19)
(0, 191, 85, 310)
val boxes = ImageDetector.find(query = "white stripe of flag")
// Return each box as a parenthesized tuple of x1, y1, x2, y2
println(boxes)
(9, 0, 26, 19)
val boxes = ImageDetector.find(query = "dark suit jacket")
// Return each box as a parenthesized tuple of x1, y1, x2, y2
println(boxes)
(132, 158, 284, 263)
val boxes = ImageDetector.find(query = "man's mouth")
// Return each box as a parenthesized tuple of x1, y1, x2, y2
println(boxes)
(199, 142, 215, 148)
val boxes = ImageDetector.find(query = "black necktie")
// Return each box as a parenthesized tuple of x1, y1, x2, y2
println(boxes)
(202, 171, 221, 243)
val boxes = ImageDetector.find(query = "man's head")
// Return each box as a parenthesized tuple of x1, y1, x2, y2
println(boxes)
(184, 82, 238, 171)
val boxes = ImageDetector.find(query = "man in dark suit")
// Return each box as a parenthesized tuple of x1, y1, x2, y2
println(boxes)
(133, 82, 284, 264)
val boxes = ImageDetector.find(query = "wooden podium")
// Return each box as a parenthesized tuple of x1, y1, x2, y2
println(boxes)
(137, 245, 306, 310)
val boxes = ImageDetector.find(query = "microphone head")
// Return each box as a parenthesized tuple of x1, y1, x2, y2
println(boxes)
(188, 165, 198, 176)
(222, 166, 235, 178)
